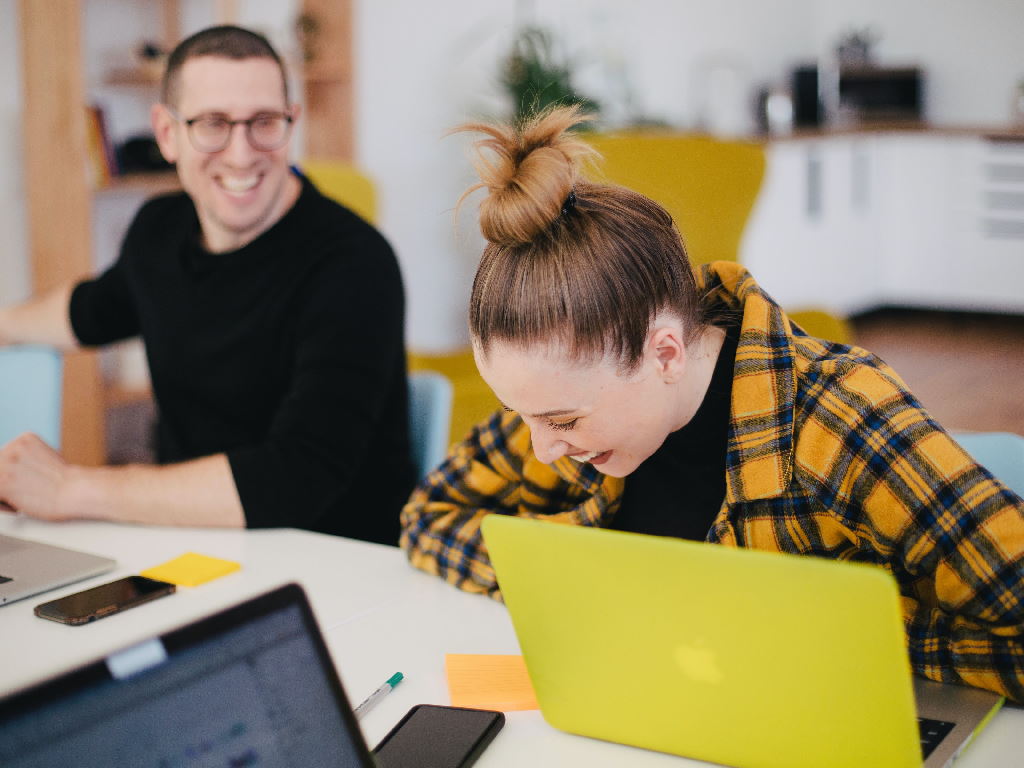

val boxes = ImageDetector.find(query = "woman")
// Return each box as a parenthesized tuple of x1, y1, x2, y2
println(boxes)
(400, 106, 1024, 702)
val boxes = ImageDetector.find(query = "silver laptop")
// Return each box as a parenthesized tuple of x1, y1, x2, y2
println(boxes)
(0, 534, 116, 606)
(913, 677, 1006, 768)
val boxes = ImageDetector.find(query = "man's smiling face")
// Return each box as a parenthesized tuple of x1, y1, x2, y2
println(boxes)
(153, 55, 299, 253)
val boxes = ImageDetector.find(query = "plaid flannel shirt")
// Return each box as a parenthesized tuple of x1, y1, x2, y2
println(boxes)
(400, 261, 1024, 702)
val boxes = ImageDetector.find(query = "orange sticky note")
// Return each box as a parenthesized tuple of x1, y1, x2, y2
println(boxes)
(140, 552, 241, 587)
(445, 654, 539, 711)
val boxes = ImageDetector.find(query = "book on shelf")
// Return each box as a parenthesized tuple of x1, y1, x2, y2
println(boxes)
(84, 104, 119, 188)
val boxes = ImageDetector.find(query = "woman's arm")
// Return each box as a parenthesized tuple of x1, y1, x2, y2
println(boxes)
(400, 409, 622, 598)
(841, 397, 1024, 702)
(871, 440, 1023, 702)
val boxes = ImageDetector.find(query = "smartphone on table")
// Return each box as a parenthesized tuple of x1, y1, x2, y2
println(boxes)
(34, 575, 176, 625)
(372, 704, 504, 768)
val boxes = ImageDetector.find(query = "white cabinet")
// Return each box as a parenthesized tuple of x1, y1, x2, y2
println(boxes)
(952, 138, 1024, 312)
(742, 135, 881, 315)
(872, 135, 962, 308)
(742, 132, 1024, 316)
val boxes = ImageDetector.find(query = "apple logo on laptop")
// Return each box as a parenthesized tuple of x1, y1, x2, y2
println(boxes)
(674, 640, 723, 684)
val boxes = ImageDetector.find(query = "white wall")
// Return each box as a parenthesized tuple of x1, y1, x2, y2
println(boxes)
(532, 0, 816, 129)
(0, 0, 29, 307)
(355, 1, 517, 352)
(2, 0, 1023, 349)
(813, 0, 1024, 125)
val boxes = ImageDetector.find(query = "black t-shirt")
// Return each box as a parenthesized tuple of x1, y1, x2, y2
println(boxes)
(69, 173, 414, 545)
(610, 322, 739, 541)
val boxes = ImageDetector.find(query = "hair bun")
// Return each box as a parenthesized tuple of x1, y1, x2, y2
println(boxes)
(456, 105, 596, 247)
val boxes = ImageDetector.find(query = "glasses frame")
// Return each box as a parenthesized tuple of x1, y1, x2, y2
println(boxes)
(164, 106, 295, 153)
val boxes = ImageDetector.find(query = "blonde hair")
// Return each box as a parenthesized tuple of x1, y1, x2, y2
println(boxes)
(457, 105, 706, 373)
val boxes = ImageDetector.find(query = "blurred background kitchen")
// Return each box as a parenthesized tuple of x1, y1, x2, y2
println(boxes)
(1, 0, 1022, 466)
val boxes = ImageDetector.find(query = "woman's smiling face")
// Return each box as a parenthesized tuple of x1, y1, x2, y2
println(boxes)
(473, 337, 686, 478)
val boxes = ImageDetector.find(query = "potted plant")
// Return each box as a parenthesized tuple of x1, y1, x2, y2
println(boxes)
(501, 25, 600, 123)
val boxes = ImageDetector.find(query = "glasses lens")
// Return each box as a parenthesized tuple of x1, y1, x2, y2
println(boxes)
(248, 115, 290, 151)
(189, 116, 231, 152)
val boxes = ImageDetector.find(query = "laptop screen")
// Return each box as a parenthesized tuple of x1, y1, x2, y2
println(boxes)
(0, 584, 375, 768)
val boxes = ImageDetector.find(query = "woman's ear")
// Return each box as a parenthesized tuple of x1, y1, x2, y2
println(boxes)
(648, 326, 686, 383)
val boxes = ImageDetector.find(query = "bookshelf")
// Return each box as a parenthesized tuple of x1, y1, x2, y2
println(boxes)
(95, 171, 182, 197)
(301, 0, 354, 161)
(104, 383, 154, 408)
(18, 0, 353, 465)
(102, 68, 165, 88)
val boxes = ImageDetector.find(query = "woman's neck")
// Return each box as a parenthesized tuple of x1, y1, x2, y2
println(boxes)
(671, 325, 727, 432)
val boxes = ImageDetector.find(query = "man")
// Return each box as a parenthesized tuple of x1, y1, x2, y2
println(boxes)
(0, 26, 413, 544)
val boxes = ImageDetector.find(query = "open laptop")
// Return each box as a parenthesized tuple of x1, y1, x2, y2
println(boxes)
(481, 515, 1006, 768)
(0, 534, 116, 606)
(0, 582, 378, 767)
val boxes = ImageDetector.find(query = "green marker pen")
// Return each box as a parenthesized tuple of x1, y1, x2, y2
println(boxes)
(354, 672, 404, 719)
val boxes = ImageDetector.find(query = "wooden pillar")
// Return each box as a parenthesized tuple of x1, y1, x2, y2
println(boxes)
(161, 0, 180, 53)
(301, 0, 354, 161)
(19, 0, 106, 466)
(214, 0, 237, 26)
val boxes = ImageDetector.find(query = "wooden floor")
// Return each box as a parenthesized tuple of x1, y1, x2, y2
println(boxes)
(850, 309, 1024, 435)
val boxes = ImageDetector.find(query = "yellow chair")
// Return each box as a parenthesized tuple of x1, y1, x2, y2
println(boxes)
(302, 159, 378, 224)
(586, 133, 853, 344)
(587, 133, 765, 267)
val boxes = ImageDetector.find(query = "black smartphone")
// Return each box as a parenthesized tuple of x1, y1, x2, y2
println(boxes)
(372, 704, 504, 768)
(34, 575, 176, 625)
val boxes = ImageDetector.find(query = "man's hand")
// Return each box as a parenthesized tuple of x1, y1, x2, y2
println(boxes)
(0, 283, 80, 350)
(0, 435, 245, 527)
(0, 433, 75, 520)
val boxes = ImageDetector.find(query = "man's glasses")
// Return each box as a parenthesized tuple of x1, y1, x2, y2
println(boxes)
(165, 107, 294, 153)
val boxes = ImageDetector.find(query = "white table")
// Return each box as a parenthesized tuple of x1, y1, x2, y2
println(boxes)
(2, 514, 1020, 767)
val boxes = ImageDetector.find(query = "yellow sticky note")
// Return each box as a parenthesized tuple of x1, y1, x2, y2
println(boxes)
(140, 552, 241, 587)
(445, 654, 539, 711)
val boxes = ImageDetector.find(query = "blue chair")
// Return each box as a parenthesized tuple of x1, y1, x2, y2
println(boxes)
(0, 346, 63, 449)
(952, 431, 1024, 498)
(408, 371, 454, 483)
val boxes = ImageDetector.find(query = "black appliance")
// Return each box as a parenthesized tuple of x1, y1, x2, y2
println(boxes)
(792, 66, 823, 127)
(838, 66, 923, 122)
(790, 64, 924, 127)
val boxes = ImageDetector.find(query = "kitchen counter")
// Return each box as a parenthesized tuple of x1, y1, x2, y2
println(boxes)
(764, 121, 1024, 142)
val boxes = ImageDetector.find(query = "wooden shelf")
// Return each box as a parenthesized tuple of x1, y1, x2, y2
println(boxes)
(302, 0, 353, 160)
(104, 383, 153, 408)
(302, 60, 351, 84)
(103, 66, 163, 87)
(95, 171, 180, 197)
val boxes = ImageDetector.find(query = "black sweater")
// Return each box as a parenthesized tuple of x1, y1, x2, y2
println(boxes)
(70, 173, 414, 544)
(611, 321, 739, 541)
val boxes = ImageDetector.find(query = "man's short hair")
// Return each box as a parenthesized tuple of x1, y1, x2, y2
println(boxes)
(161, 25, 289, 107)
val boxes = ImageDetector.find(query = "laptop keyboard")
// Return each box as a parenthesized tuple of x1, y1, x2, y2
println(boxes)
(918, 717, 955, 759)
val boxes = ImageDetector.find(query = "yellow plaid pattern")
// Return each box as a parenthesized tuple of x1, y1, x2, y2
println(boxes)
(400, 262, 1024, 702)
